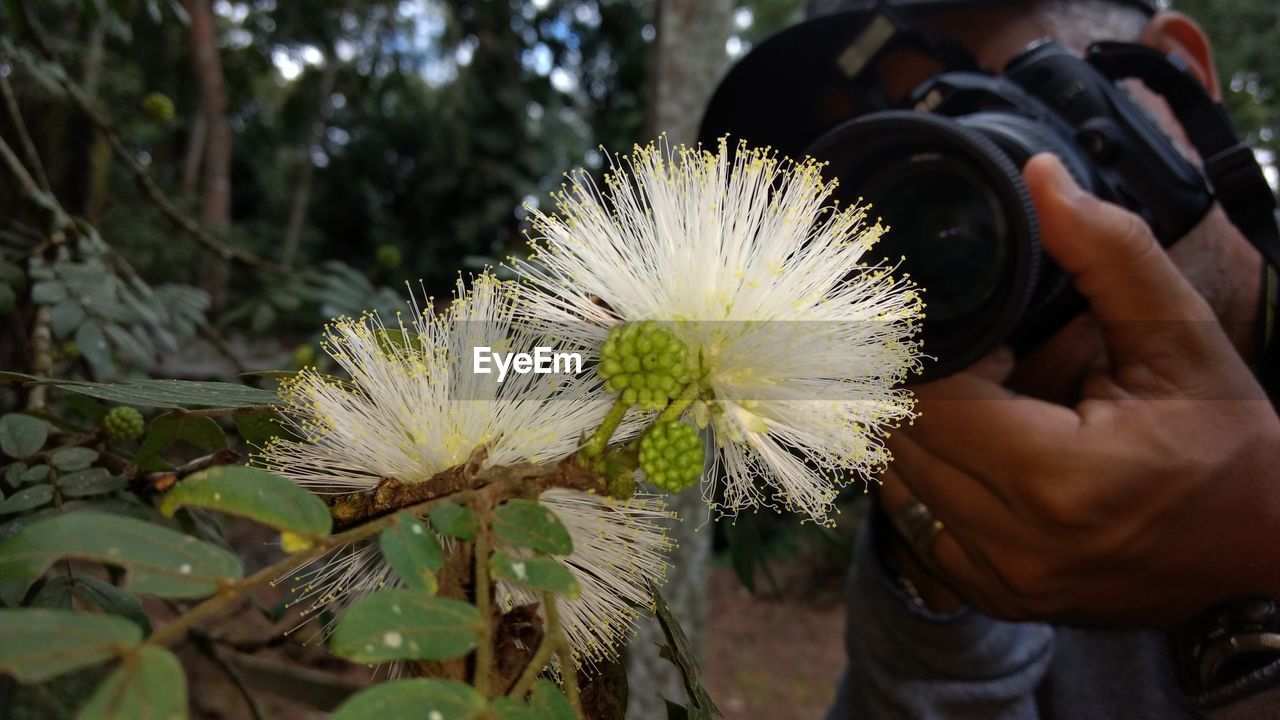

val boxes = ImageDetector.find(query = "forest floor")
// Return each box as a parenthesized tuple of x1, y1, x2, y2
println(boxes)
(705, 565, 847, 720)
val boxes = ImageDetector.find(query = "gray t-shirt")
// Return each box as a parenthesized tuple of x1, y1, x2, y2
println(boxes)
(826, 507, 1280, 719)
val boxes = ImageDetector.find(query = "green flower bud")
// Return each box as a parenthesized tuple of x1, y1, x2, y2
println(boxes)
(638, 421, 704, 492)
(103, 406, 145, 442)
(598, 321, 691, 411)
(375, 244, 401, 269)
(142, 92, 175, 122)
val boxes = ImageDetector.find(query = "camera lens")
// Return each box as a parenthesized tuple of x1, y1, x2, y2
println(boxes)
(861, 155, 1009, 325)
(805, 111, 1041, 378)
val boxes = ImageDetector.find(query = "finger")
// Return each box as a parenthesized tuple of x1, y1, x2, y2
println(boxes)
(930, 532, 1006, 613)
(1024, 153, 1220, 373)
(906, 371, 1080, 478)
(965, 345, 1016, 385)
(885, 430, 1021, 534)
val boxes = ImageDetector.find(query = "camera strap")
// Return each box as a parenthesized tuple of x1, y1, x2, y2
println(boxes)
(1085, 41, 1280, 273)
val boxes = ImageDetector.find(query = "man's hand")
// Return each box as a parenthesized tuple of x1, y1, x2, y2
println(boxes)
(880, 153, 1280, 627)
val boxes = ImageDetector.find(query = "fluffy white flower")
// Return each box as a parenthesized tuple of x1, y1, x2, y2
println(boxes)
(512, 138, 923, 524)
(261, 275, 671, 666)
(496, 489, 674, 668)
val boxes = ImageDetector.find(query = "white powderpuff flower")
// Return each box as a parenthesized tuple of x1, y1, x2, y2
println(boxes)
(496, 489, 675, 668)
(511, 138, 923, 525)
(261, 275, 670, 666)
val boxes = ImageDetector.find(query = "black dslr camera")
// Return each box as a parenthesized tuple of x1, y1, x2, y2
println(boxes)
(807, 38, 1213, 376)
(702, 11, 1279, 379)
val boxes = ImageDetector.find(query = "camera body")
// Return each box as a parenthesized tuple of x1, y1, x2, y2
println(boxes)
(806, 39, 1215, 377)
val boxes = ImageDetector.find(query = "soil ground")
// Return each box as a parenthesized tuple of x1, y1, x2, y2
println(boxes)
(705, 566, 847, 720)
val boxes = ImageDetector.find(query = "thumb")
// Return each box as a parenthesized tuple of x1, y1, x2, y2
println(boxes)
(1025, 153, 1218, 373)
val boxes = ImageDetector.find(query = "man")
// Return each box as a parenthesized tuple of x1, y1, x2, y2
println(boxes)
(703, 0, 1280, 717)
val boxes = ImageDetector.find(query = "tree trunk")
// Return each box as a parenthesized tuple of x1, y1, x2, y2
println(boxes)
(280, 49, 340, 268)
(181, 101, 207, 200)
(182, 0, 231, 307)
(627, 1, 732, 717)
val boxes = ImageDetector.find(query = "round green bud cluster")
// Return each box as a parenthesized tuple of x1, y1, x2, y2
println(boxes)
(375, 243, 401, 269)
(142, 92, 175, 122)
(599, 322, 691, 410)
(605, 470, 637, 501)
(103, 406, 144, 442)
(638, 421, 704, 492)
(292, 343, 317, 369)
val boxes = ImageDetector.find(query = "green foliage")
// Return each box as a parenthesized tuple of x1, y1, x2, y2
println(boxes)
(76, 646, 186, 720)
(491, 499, 573, 555)
(330, 679, 487, 720)
(490, 551, 581, 599)
(158, 465, 332, 539)
(0, 414, 48, 459)
(653, 589, 723, 719)
(493, 679, 578, 720)
(378, 512, 444, 592)
(331, 590, 482, 663)
(0, 512, 243, 598)
(430, 501, 479, 541)
(134, 411, 224, 465)
(0, 609, 141, 683)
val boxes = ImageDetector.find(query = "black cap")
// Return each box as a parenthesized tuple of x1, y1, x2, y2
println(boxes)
(699, 0, 1158, 157)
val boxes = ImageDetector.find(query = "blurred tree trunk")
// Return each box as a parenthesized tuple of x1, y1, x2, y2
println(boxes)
(181, 102, 207, 200)
(182, 0, 231, 307)
(280, 46, 340, 268)
(627, 1, 731, 717)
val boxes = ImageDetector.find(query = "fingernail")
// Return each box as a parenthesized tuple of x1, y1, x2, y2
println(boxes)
(1041, 154, 1085, 202)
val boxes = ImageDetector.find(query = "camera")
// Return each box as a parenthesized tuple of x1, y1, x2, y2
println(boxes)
(803, 38, 1214, 377)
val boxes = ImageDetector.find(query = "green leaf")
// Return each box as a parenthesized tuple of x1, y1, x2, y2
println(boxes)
(331, 590, 481, 663)
(429, 502, 478, 541)
(232, 409, 286, 447)
(330, 679, 485, 720)
(76, 322, 115, 379)
(4, 462, 25, 484)
(19, 463, 50, 484)
(489, 697, 540, 720)
(31, 574, 74, 609)
(159, 465, 331, 538)
(0, 485, 54, 514)
(379, 512, 443, 592)
(0, 413, 47, 459)
(51, 447, 100, 472)
(654, 589, 722, 718)
(489, 552, 580, 599)
(29, 378, 278, 410)
(58, 469, 128, 498)
(72, 576, 150, 633)
(31, 279, 68, 304)
(0, 609, 141, 682)
(77, 645, 186, 720)
(136, 412, 227, 462)
(491, 499, 573, 555)
(50, 299, 87, 339)
(0, 283, 13, 315)
(0, 512, 243, 599)
(528, 678, 576, 720)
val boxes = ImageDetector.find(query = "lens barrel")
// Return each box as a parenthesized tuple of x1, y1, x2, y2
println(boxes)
(806, 111, 1043, 378)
